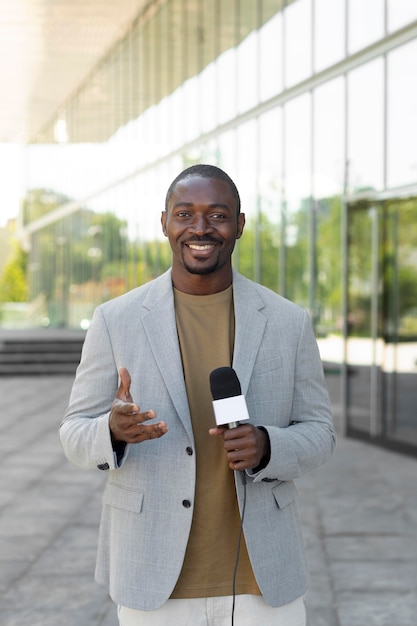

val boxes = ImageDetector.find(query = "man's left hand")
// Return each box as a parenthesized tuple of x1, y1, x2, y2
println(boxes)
(209, 423, 270, 471)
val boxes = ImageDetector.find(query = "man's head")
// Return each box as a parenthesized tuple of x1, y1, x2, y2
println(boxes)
(165, 164, 241, 215)
(161, 164, 245, 294)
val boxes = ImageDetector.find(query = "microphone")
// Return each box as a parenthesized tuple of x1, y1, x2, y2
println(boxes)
(209, 367, 250, 429)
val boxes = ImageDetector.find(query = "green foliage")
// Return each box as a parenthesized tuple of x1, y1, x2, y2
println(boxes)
(0, 241, 28, 302)
(237, 211, 281, 293)
(21, 188, 70, 225)
(22, 184, 174, 325)
(21, 184, 349, 333)
(316, 195, 343, 322)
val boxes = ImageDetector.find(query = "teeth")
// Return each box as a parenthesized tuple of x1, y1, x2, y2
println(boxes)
(188, 244, 214, 250)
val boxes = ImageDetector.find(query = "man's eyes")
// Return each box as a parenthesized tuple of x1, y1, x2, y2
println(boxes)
(175, 212, 227, 219)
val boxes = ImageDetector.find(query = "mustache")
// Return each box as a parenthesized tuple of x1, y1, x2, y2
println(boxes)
(183, 236, 222, 245)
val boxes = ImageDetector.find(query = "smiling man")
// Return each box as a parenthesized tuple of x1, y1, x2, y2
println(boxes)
(60, 164, 335, 626)
(161, 168, 245, 290)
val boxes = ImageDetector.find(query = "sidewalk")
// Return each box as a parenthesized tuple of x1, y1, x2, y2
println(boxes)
(1, 375, 416, 626)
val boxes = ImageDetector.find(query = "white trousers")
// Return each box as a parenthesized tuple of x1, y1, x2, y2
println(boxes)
(118, 594, 306, 626)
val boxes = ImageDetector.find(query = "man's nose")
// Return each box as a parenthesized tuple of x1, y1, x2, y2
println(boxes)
(190, 213, 212, 235)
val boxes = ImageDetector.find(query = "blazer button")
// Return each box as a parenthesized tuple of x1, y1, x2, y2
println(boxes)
(182, 499, 191, 508)
(186, 447, 193, 456)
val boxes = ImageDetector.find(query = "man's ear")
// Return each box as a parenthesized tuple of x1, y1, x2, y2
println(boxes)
(237, 213, 245, 239)
(161, 211, 168, 236)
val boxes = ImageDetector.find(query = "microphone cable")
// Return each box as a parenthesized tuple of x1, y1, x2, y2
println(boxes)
(231, 470, 247, 626)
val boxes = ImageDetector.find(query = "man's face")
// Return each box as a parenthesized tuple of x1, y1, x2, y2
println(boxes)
(161, 176, 245, 282)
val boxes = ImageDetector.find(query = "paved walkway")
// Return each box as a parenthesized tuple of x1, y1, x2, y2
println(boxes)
(1, 375, 416, 626)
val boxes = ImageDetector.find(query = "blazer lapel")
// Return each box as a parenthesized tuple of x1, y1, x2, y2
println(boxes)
(232, 271, 267, 394)
(141, 271, 193, 440)
(140, 270, 266, 437)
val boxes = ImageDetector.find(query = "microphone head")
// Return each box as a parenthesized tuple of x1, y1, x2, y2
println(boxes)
(209, 366, 241, 400)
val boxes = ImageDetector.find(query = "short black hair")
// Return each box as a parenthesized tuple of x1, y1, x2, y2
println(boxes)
(165, 164, 241, 214)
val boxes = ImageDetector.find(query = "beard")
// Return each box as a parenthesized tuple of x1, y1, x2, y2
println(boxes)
(180, 236, 225, 275)
(182, 256, 221, 275)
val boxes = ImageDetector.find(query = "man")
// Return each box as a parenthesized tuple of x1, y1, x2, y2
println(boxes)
(60, 164, 335, 625)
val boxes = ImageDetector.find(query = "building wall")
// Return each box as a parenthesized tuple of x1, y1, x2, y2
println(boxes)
(18, 0, 417, 452)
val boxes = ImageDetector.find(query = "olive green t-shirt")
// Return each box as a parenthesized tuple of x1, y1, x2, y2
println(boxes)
(170, 286, 260, 599)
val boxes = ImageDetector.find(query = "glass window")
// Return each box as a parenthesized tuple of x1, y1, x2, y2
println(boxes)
(348, 0, 384, 54)
(199, 62, 217, 133)
(259, 11, 283, 102)
(155, 96, 172, 157)
(387, 40, 417, 188)
(237, 30, 259, 114)
(314, 0, 345, 72)
(182, 77, 201, 143)
(283, 93, 312, 308)
(387, 0, 417, 32)
(284, 0, 312, 88)
(217, 129, 236, 173)
(346, 203, 375, 435)
(259, 108, 283, 292)
(347, 59, 384, 193)
(234, 120, 259, 281)
(313, 77, 344, 339)
(216, 0, 237, 126)
(168, 88, 185, 152)
(383, 199, 417, 446)
(237, 1, 259, 113)
(217, 47, 237, 125)
(313, 77, 345, 199)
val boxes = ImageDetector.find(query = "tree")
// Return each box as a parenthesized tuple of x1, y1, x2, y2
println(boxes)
(0, 241, 28, 302)
(21, 188, 70, 225)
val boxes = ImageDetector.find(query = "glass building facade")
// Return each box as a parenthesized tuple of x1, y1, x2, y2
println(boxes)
(18, 0, 417, 453)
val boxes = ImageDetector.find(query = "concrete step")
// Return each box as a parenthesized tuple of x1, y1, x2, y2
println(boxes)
(0, 330, 85, 375)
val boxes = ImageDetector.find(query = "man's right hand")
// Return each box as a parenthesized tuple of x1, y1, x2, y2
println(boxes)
(109, 367, 168, 444)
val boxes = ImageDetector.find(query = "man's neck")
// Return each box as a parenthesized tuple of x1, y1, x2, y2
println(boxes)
(171, 267, 233, 295)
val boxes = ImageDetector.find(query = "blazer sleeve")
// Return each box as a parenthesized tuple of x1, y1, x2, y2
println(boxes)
(248, 308, 335, 483)
(59, 306, 130, 471)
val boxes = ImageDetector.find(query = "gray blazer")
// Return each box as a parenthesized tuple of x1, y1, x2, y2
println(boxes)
(60, 269, 335, 610)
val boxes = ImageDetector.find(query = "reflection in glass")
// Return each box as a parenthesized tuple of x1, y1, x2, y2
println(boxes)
(259, 12, 283, 102)
(314, 0, 345, 72)
(348, 0, 384, 54)
(259, 108, 282, 292)
(387, 40, 417, 188)
(235, 120, 258, 281)
(284, 0, 312, 87)
(199, 63, 217, 133)
(346, 205, 376, 435)
(217, 48, 237, 125)
(347, 198, 417, 445)
(284, 93, 311, 308)
(313, 77, 345, 199)
(347, 59, 384, 193)
(237, 31, 259, 114)
(313, 77, 344, 345)
(382, 199, 417, 445)
(237, 1, 258, 114)
(387, 0, 417, 32)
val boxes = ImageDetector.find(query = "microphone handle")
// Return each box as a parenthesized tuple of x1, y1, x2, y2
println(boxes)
(228, 421, 240, 429)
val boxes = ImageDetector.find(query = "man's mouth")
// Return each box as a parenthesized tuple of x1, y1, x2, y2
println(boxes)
(187, 243, 216, 251)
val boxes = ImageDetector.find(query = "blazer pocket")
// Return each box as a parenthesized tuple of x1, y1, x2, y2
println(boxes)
(251, 355, 283, 379)
(103, 482, 144, 514)
(271, 480, 299, 509)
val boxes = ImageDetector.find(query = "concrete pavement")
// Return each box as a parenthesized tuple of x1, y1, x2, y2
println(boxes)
(1, 375, 416, 626)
